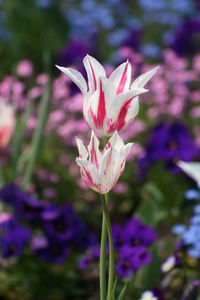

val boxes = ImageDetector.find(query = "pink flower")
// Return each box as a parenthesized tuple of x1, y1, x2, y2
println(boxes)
(16, 60, 33, 77)
(76, 131, 133, 194)
(56, 55, 159, 136)
(0, 102, 15, 148)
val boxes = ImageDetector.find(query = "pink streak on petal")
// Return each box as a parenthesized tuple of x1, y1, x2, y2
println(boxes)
(89, 80, 106, 129)
(90, 136, 99, 169)
(104, 148, 112, 176)
(88, 57, 97, 91)
(116, 62, 128, 94)
(89, 107, 98, 128)
(115, 97, 133, 131)
(105, 141, 111, 150)
(81, 168, 98, 190)
(107, 97, 134, 133)
(97, 80, 106, 127)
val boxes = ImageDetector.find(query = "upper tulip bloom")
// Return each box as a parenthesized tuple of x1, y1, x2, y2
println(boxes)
(56, 55, 159, 136)
(0, 102, 15, 148)
(178, 161, 200, 186)
(76, 131, 133, 194)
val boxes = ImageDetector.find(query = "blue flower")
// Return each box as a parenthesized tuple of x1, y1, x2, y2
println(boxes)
(185, 189, 200, 201)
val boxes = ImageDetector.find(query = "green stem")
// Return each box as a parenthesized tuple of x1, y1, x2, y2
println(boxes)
(102, 193, 115, 300)
(22, 79, 51, 190)
(100, 195, 107, 300)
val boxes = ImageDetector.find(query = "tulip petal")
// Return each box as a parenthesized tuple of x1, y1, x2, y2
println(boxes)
(177, 161, 200, 184)
(83, 55, 106, 94)
(56, 66, 87, 94)
(109, 61, 131, 94)
(76, 137, 88, 159)
(131, 66, 159, 89)
(99, 147, 112, 192)
(121, 97, 139, 128)
(76, 158, 99, 191)
(107, 88, 147, 133)
(87, 78, 108, 131)
(107, 131, 124, 149)
(87, 131, 101, 169)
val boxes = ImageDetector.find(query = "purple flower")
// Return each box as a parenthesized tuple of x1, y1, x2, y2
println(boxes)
(113, 224, 125, 250)
(42, 205, 76, 242)
(116, 245, 152, 278)
(79, 217, 156, 278)
(78, 246, 100, 270)
(31, 235, 69, 264)
(1, 226, 30, 258)
(124, 218, 157, 247)
(74, 223, 97, 250)
(139, 121, 198, 178)
(42, 204, 96, 249)
(0, 184, 21, 205)
(171, 18, 200, 57)
(0, 184, 46, 221)
(58, 39, 92, 71)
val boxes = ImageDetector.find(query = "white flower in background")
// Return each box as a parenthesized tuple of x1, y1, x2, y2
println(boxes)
(0, 101, 15, 148)
(76, 131, 133, 194)
(140, 291, 157, 300)
(178, 161, 200, 186)
(161, 256, 176, 272)
(57, 55, 159, 137)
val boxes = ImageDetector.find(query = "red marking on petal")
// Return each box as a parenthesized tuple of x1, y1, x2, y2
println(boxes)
(116, 63, 128, 94)
(90, 136, 99, 169)
(81, 167, 98, 191)
(107, 97, 134, 133)
(97, 80, 106, 128)
(105, 141, 111, 150)
(89, 80, 106, 130)
(88, 57, 97, 91)
(104, 148, 112, 176)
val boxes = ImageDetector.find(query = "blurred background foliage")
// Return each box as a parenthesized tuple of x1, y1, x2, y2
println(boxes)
(0, 0, 200, 299)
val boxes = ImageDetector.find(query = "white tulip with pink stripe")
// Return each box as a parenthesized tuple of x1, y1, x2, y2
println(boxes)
(0, 101, 15, 148)
(76, 131, 133, 194)
(56, 55, 159, 136)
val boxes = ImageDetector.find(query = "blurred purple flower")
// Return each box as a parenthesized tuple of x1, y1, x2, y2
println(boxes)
(116, 245, 152, 278)
(79, 217, 156, 278)
(58, 40, 91, 70)
(171, 18, 200, 57)
(0, 184, 47, 222)
(1, 226, 30, 258)
(32, 235, 69, 264)
(139, 121, 198, 178)
(42, 204, 78, 242)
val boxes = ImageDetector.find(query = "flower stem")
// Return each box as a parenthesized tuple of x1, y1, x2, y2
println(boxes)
(101, 192, 115, 300)
(100, 194, 107, 300)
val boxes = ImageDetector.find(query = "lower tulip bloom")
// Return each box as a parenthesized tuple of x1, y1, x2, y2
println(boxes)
(0, 102, 15, 148)
(76, 131, 133, 194)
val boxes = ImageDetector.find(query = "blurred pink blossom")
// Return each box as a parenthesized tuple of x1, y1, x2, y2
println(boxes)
(16, 60, 33, 77)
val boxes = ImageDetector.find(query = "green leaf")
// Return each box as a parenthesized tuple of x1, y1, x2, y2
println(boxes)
(138, 182, 167, 226)
(111, 277, 118, 300)
(117, 282, 128, 300)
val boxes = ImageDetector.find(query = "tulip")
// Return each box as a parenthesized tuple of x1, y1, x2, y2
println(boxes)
(0, 101, 15, 148)
(178, 161, 200, 186)
(76, 131, 133, 194)
(56, 55, 159, 136)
